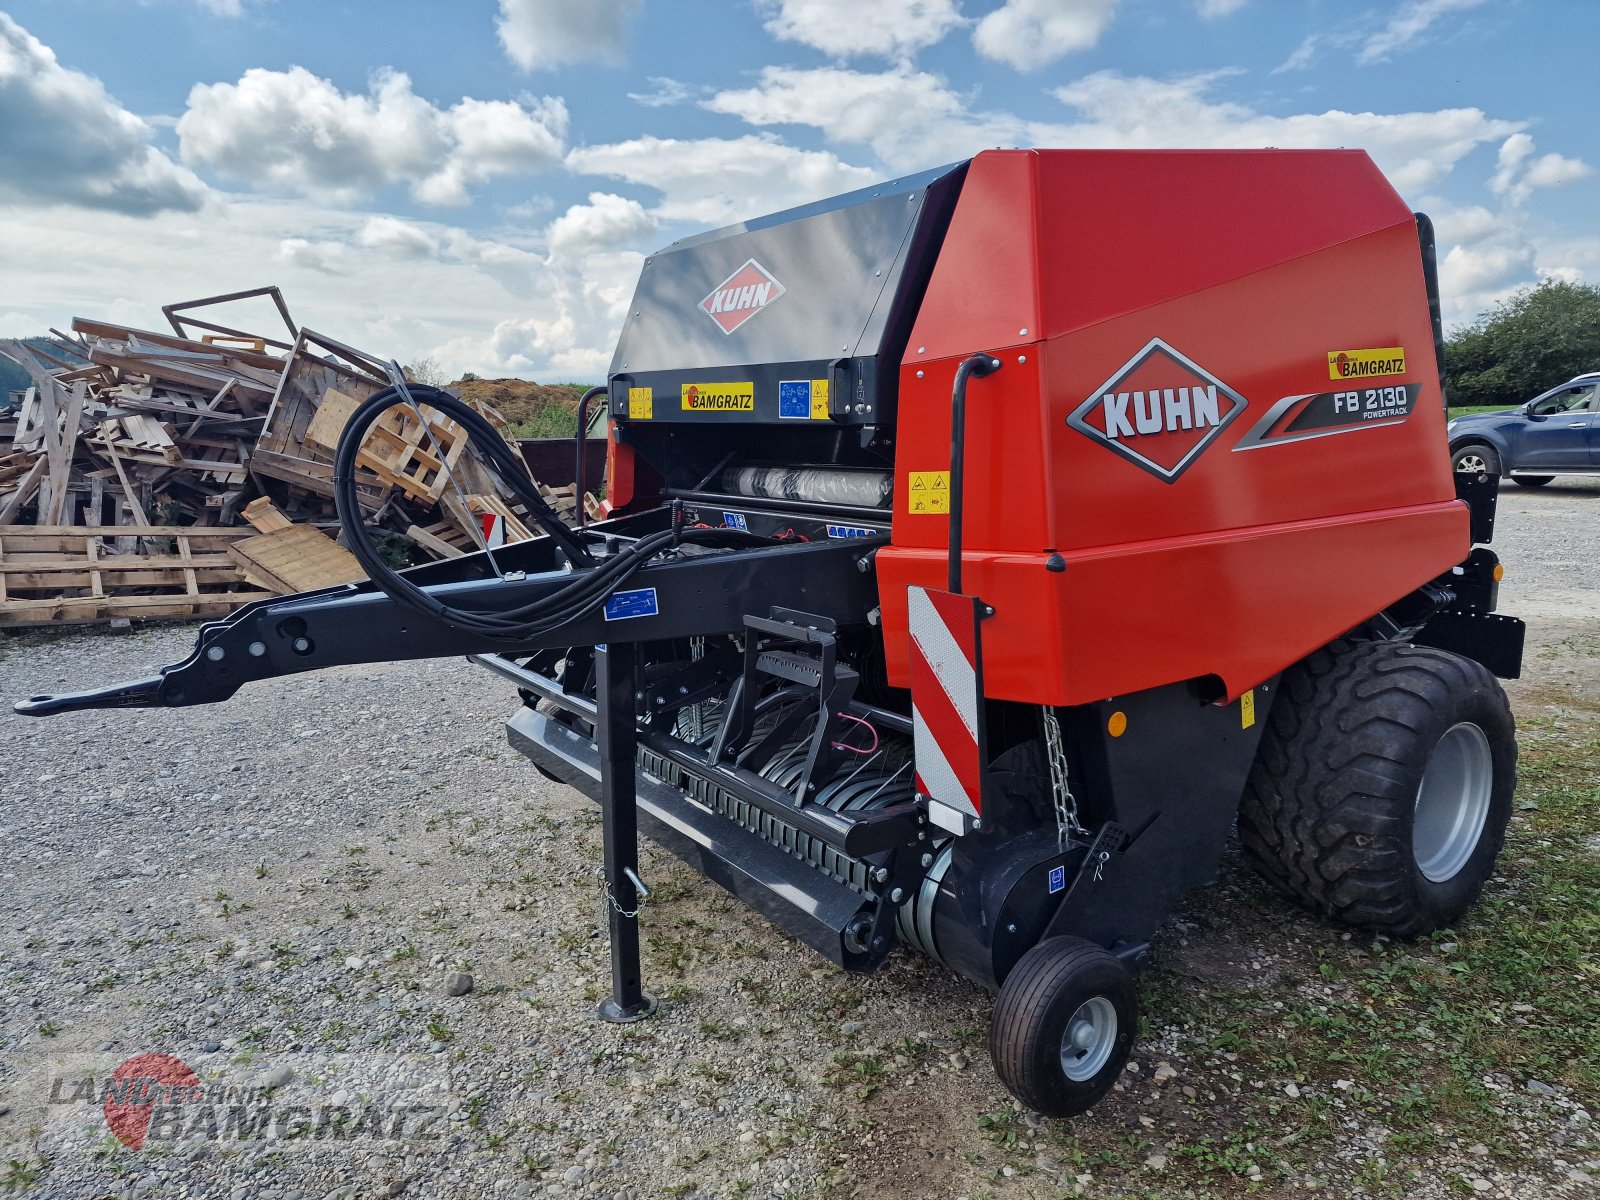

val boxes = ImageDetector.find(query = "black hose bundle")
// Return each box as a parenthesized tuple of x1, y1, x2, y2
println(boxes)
(332, 383, 770, 643)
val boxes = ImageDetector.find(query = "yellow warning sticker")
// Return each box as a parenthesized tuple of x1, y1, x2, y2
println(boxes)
(810, 379, 830, 420)
(1327, 347, 1406, 380)
(682, 382, 754, 412)
(908, 470, 951, 515)
(1240, 689, 1256, 729)
(627, 386, 653, 420)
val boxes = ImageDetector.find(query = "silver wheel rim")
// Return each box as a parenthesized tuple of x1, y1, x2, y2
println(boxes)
(1413, 722, 1493, 883)
(1059, 996, 1118, 1082)
(1455, 452, 1489, 474)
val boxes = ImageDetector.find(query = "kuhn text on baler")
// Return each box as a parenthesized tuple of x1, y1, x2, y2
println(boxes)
(23, 150, 1524, 1116)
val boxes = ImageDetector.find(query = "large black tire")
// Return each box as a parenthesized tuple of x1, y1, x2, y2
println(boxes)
(1451, 442, 1501, 476)
(1239, 640, 1516, 937)
(1512, 475, 1554, 487)
(989, 937, 1137, 1117)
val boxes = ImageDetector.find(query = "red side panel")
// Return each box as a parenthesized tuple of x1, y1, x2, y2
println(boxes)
(879, 149, 1469, 705)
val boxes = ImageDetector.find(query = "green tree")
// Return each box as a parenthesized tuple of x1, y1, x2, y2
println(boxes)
(1444, 279, 1600, 408)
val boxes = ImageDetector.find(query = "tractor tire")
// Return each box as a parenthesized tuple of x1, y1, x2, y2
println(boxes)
(989, 937, 1137, 1117)
(1239, 639, 1516, 937)
(1512, 475, 1554, 487)
(1451, 442, 1500, 476)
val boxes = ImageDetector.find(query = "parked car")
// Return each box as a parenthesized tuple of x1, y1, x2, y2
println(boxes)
(1448, 372, 1600, 486)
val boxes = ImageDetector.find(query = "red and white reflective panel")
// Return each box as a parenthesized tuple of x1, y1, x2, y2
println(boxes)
(479, 512, 506, 549)
(908, 585, 983, 821)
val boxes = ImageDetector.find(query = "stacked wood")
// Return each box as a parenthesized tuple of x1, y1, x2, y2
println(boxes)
(0, 526, 270, 627)
(0, 287, 598, 628)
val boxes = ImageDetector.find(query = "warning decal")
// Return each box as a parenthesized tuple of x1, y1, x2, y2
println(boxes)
(682, 382, 755, 412)
(809, 379, 829, 420)
(1327, 347, 1405, 380)
(908, 471, 950, 514)
(627, 387, 653, 419)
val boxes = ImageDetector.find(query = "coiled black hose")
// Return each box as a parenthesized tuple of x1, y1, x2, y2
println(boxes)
(332, 382, 770, 642)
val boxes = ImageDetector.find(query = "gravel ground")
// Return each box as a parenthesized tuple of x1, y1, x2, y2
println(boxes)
(0, 480, 1595, 1200)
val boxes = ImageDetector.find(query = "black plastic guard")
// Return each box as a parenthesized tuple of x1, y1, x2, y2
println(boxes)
(1414, 610, 1525, 680)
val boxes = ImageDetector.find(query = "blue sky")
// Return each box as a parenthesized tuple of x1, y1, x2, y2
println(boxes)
(0, 0, 1594, 381)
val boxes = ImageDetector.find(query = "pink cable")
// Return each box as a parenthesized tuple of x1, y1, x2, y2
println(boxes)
(831, 712, 879, 755)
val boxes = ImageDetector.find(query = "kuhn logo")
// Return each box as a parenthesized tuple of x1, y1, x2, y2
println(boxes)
(1066, 338, 1248, 482)
(700, 259, 786, 335)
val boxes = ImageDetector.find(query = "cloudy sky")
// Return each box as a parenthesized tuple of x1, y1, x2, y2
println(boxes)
(0, 0, 1594, 381)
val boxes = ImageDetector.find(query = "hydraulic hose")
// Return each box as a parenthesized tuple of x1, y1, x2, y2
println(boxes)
(332, 382, 771, 643)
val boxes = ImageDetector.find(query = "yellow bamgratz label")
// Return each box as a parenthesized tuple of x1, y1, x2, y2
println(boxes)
(1328, 347, 1406, 380)
(810, 379, 829, 420)
(682, 382, 754, 412)
(908, 470, 950, 515)
(627, 387, 653, 419)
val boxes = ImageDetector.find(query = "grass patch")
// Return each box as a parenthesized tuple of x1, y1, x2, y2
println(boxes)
(1022, 722, 1600, 1194)
(1447, 404, 1518, 419)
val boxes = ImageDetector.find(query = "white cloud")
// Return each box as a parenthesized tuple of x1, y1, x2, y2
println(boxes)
(709, 64, 1521, 191)
(357, 215, 440, 259)
(1048, 71, 1519, 192)
(1524, 152, 1592, 190)
(277, 236, 348, 273)
(705, 66, 1003, 173)
(973, 0, 1120, 71)
(1272, 33, 1328, 74)
(759, 0, 963, 61)
(565, 134, 878, 225)
(546, 192, 655, 254)
(627, 77, 700, 108)
(1487, 133, 1592, 206)
(177, 67, 566, 206)
(1357, 0, 1487, 65)
(0, 310, 44, 337)
(413, 94, 570, 205)
(1196, 0, 1247, 15)
(0, 190, 625, 381)
(191, 0, 262, 14)
(496, 0, 641, 71)
(1440, 239, 1534, 304)
(0, 14, 208, 215)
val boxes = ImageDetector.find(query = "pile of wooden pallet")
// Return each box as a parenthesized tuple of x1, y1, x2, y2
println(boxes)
(0, 287, 592, 628)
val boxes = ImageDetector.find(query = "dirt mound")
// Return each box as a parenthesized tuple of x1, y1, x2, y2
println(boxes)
(450, 378, 585, 429)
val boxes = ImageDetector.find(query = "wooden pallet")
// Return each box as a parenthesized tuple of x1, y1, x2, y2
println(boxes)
(0, 525, 266, 627)
(226, 524, 364, 595)
(355, 402, 470, 504)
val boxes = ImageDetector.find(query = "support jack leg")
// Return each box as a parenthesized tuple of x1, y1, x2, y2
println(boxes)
(594, 642, 658, 1024)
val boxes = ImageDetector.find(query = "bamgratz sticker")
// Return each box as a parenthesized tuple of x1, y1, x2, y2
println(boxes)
(681, 382, 755, 412)
(1328, 347, 1405, 380)
(1065, 339, 1248, 482)
(700, 259, 786, 335)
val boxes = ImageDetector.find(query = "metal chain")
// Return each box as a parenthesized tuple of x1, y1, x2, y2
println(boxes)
(596, 866, 648, 919)
(1043, 706, 1085, 842)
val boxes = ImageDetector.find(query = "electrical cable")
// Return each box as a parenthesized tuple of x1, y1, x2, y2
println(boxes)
(332, 382, 773, 642)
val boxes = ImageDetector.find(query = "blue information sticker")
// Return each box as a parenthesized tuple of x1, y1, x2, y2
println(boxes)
(603, 587, 659, 622)
(722, 511, 749, 531)
(1047, 865, 1067, 895)
(826, 523, 874, 539)
(778, 380, 811, 419)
